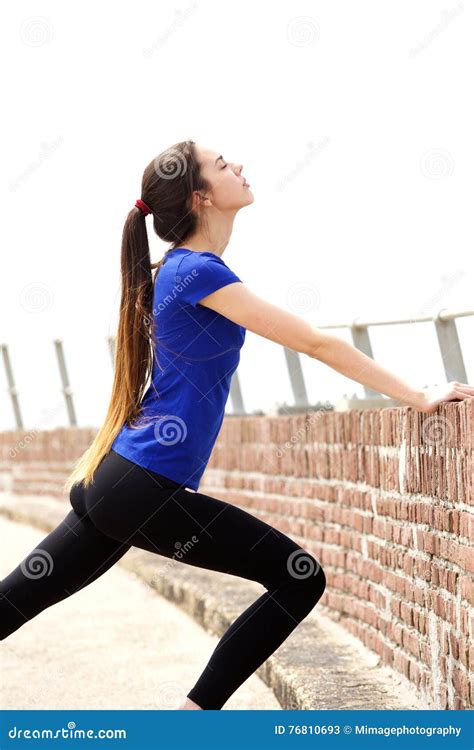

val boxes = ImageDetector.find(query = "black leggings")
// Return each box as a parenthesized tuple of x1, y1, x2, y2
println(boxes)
(0, 449, 326, 710)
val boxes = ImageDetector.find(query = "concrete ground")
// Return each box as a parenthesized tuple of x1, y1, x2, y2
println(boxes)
(0, 516, 281, 710)
(0, 494, 429, 712)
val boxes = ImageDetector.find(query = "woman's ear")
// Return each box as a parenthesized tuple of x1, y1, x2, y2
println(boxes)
(192, 191, 212, 210)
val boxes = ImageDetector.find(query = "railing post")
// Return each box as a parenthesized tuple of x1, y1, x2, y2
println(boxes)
(434, 309, 468, 383)
(283, 347, 309, 407)
(1, 344, 23, 429)
(230, 372, 245, 415)
(53, 339, 77, 426)
(107, 335, 116, 368)
(350, 320, 379, 399)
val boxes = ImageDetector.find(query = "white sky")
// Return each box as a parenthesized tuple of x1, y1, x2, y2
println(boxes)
(1, 0, 473, 431)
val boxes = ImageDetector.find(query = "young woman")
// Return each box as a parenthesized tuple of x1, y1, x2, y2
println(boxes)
(1, 140, 472, 710)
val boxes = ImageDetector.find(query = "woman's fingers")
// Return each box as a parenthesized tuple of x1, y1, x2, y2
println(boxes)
(453, 385, 474, 397)
(416, 382, 474, 412)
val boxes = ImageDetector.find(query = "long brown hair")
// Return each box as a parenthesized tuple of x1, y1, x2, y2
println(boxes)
(63, 139, 211, 494)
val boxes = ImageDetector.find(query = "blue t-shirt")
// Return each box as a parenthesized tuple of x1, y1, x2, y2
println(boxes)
(111, 247, 246, 490)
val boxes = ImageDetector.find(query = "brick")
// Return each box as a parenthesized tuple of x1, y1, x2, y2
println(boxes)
(452, 668, 469, 701)
(468, 645, 474, 670)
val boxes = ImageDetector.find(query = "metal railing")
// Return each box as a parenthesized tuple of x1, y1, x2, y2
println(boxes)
(283, 307, 473, 406)
(1, 308, 472, 428)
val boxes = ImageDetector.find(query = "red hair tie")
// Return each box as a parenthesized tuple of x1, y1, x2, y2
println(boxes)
(135, 198, 152, 216)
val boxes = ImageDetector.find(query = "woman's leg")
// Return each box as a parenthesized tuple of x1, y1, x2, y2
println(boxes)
(84, 450, 327, 710)
(0, 483, 131, 640)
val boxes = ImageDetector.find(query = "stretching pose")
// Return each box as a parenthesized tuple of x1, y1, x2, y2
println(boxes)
(1, 141, 472, 710)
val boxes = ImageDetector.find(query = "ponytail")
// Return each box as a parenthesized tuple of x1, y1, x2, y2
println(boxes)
(63, 207, 157, 493)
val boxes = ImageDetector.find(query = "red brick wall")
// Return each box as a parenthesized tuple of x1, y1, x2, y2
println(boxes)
(201, 401, 473, 710)
(0, 400, 472, 709)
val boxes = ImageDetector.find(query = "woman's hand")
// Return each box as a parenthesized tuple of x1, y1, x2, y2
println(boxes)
(414, 381, 474, 414)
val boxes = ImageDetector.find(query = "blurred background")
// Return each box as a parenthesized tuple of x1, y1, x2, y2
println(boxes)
(1, 0, 473, 430)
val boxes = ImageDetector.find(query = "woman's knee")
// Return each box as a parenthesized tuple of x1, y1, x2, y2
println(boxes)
(285, 548, 327, 602)
(263, 543, 326, 596)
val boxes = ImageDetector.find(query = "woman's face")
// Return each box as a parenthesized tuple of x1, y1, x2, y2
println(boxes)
(194, 144, 254, 212)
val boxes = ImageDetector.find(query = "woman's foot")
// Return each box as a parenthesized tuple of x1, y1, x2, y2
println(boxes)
(178, 697, 203, 710)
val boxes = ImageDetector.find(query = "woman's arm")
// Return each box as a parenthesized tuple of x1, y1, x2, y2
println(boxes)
(307, 332, 426, 408)
(198, 282, 474, 413)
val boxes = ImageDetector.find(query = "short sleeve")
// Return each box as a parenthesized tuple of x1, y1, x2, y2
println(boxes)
(176, 253, 243, 307)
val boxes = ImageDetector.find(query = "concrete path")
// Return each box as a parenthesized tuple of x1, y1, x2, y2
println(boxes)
(0, 516, 281, 710)
(1, 495, 428, 712)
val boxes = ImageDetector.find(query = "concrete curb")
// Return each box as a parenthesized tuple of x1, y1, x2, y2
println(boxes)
(0, 494, 428, 711)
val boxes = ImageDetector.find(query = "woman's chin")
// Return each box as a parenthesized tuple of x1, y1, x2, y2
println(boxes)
(243, 190, 255, 205)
